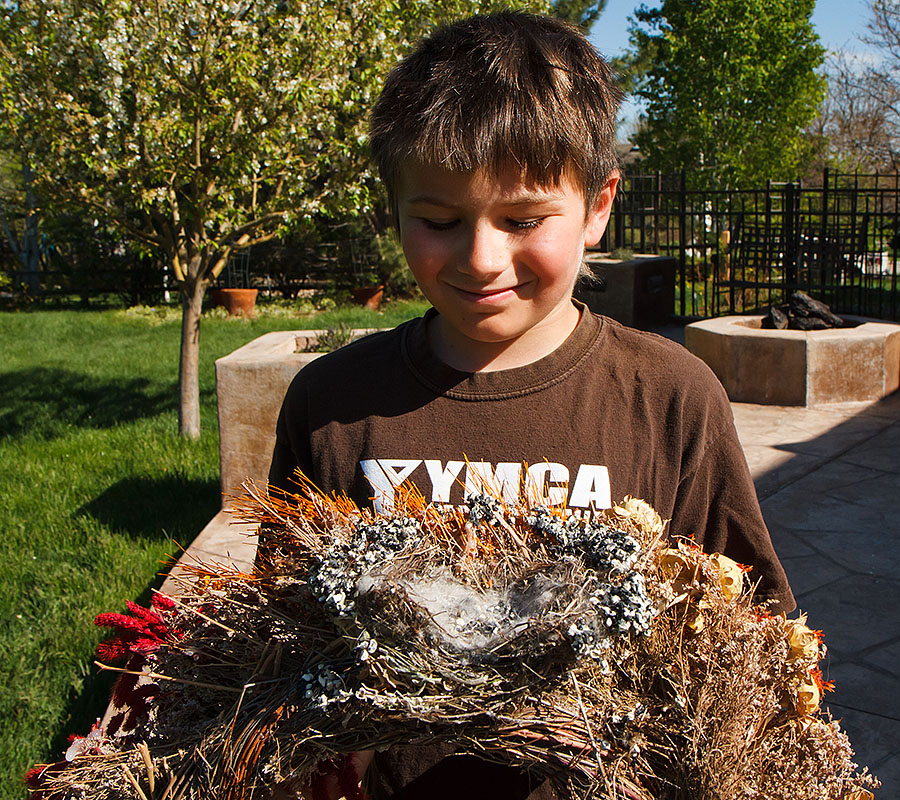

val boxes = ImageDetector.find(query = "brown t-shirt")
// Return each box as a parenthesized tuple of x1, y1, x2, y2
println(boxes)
(269, 305, 793, 611)
(267, 305, 795, 798)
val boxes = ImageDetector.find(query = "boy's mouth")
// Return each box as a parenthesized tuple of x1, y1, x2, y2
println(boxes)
(451, 284, 520, 303)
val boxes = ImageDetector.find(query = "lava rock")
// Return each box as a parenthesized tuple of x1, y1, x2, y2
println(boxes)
(763, 306, 789, 329)
(790, 316, 830, 331)
(789, 291, 843, 327)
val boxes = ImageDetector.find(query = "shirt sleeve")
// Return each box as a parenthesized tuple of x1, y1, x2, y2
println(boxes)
(257, 374, 315, 567)
(267, 371, 315, 494)
(670, 413, 796, 615)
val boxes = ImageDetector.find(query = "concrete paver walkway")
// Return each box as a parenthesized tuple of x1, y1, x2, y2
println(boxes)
(164, 390, 900, 795)
(735, 392, 900, 795)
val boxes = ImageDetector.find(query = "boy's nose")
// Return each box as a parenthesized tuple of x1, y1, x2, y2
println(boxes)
(458, 223, 509, 277)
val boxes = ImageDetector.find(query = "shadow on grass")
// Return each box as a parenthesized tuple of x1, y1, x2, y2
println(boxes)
(78, 476, 221, 540)
(0, 367, 177, 439)
(51, 478, 222, 757)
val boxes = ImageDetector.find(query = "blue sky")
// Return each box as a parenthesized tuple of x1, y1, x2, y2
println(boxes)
(588, 0, 873, 59)
(589, 0, 875, 134)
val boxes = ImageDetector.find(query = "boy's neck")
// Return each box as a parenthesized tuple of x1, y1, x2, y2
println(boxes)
(426, 302, 582, 372)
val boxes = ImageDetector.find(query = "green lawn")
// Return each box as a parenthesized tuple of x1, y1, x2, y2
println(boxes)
(0, 298, 427, 798)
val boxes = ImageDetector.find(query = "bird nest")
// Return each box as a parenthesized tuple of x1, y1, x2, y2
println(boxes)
(27, 478, 878, 800)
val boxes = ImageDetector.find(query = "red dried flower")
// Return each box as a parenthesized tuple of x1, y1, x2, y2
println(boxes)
(151, 592, 176, 610)
(95, 638, 129, 662)
(126, 601, 166, 628)
(93, 600, 182, 663)
(94, 612, 144, 630)
(23, 765, 46, 789)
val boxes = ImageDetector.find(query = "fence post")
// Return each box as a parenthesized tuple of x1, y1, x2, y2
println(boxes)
(784, 181, 798, 292)
(654, 171, 661, 253)
(851, 171, 860, 312)
(679, 168, 687, 317)
(614, 178, 626, 249)
(893, 172, 899, 320)
(821, 166, 829, 278)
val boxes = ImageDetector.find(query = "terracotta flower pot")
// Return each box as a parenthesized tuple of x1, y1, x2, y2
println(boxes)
(351, 284, 385, 311)
(211, 288, 258, 317)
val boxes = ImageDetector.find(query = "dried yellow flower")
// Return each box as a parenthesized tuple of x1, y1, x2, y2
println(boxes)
(787, 616, 821, 661)
(684, 603, 705, 633)
(659, 547, 704, 630)
(614, 496, 666, 536)
(788, 615, 819, 661)
(842, 790, 875, 800)
(794, 674, 821, 715)
(659, 547, 695, 597)
(710, 554, 746, 601)
(659, 547, 689, 576)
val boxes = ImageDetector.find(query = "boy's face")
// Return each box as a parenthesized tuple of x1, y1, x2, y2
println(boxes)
(397, 163, 617, 370)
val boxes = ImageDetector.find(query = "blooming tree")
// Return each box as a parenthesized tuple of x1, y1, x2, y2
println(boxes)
(0, 0, 539, 437)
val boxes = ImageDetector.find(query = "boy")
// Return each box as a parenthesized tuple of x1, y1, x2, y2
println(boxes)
(267, 11, 794, 798)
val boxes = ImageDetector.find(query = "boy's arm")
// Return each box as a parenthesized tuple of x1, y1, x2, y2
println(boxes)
(267, 359, 323, 494)
(268, 401, 308, 494)
(670, 417, 796, 615)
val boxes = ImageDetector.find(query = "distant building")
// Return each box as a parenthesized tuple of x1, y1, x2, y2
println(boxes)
(616, 142, 643, 169)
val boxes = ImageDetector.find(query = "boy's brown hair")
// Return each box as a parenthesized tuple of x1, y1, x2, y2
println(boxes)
(369, 10, 622, 213)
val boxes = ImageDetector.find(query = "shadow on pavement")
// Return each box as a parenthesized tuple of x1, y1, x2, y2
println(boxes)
(746, 392, 900, 793)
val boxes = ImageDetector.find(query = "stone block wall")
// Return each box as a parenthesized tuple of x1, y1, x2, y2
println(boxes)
(215, 332, 323, 505)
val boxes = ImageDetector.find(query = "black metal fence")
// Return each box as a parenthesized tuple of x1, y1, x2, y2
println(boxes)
(0, 232, 374, 305)
(7, 169, 900, 319)
(599, 169, 900, 321)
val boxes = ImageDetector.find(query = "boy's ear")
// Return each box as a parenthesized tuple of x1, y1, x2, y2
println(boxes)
(584, 171, 620, 247)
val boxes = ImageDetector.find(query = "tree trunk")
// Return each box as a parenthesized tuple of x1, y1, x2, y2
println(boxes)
(178, 276, 206, 439)
(22, 159, 40, 293)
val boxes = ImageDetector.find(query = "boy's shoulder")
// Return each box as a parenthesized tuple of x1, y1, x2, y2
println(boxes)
(584, 312, 724, 396)
(296, 317, 418, 379)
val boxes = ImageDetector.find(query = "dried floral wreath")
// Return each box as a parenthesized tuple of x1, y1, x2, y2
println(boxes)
(26, 477, 879, 800)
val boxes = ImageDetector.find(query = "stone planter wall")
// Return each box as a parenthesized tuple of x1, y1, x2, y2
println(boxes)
(215, 329, 379, 505)
(215, 332, 322, 504)
(576, 255, 676, 328)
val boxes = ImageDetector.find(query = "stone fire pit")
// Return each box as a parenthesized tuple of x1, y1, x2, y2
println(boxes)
(685, 315, 900, 406)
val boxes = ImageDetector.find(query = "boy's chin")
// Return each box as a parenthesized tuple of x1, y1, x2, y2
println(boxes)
(428, 305, 580, 370)
(435, 310, 539, 344)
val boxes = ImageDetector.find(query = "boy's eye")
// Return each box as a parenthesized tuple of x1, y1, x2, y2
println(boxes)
(417, 216, 544, 232)
(421, 218, 458, 231)
(508, 218, 544, 231)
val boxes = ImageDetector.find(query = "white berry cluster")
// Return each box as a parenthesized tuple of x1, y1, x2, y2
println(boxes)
(527, 508, 656, 662)
(307, 516, 421, 616)
(528, 507, 583, 547)
(564, 572, 655, 666)
(299, 662, 352, 710)
(610, 703, 646, 756)
(527, 507, 642, 573)
(592, 572, 656, 636)
(567, 618, 614, 668)
(466, 493, 503, 524)
(353, 629, 380, 662)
